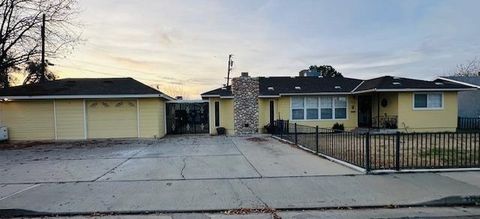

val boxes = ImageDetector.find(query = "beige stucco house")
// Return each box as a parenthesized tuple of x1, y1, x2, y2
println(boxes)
(0, 78, 173, 140)
(201, 73, 475, 135)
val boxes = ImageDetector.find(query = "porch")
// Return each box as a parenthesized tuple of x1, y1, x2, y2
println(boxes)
(357, 92, 399, 130)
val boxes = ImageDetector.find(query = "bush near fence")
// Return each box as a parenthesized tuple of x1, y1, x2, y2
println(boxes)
(271, 120, 480, 172)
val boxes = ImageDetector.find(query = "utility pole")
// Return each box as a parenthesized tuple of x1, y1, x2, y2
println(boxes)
(40, 13, 46, 83)
(226, 54, 233, 86)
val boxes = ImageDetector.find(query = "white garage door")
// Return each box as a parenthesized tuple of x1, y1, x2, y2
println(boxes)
(86, 100, 138, 138)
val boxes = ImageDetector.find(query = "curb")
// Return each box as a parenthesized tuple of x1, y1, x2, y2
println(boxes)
(1, 195, 479, 218)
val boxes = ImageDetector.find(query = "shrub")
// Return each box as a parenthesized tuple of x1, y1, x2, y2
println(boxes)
(332, 123, 344, 131)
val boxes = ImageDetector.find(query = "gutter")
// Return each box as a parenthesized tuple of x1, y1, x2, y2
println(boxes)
(437, 77, 480, 89)
(0, 94, 175, 101)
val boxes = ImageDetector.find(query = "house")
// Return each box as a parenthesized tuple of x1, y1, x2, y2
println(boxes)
(201, 72, 475, 135)
(0, 78, 174, 140)
(438, 76, 480, 118)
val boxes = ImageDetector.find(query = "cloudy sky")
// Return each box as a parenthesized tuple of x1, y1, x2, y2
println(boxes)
(51, 0, 480, 99)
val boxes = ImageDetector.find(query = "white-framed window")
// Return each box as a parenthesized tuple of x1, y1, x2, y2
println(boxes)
(291, 96, 348, 120)
(306, 97, 318, 120)
(413, 92, 443, 109)
(291, 97, 304, 120)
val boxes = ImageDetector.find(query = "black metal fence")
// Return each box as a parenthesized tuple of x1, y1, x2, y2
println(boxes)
(458, 117, 480, 130)
(270, 120, 480, 172)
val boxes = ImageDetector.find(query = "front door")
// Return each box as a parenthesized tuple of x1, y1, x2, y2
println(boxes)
(269, 100, 275, 124)
(357, 95, 372, 128)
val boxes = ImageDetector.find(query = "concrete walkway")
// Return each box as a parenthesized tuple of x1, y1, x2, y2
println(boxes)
(0, 136, 479, 216)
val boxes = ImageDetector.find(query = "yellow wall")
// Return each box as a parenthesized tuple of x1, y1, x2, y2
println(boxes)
(55, 100, 85, 140)
(0, 100, 55, 140)
(138, 98, 165, 138)
(275, 96, 358, 130)
(397, 92, 458, 132)
(209, 98, 235, 135)
(258, 98, 277, 133)
(371, 93, 399, 117)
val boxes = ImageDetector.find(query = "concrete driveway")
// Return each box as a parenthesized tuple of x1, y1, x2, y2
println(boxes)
(0, 135, 357, 184)
(2, 135, 479, 216)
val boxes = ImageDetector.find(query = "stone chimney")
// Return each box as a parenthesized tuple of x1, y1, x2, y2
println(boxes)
(232, 72, 259, 135)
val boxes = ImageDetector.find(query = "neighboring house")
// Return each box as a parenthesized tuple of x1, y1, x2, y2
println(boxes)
(438, 76, 480, 118)
(201, 72, 474, 135)
(0, 78, 174, 141)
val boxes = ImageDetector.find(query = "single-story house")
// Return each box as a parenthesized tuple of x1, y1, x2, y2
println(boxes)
(0, 78, 174, 140)
(201, 72, 475, 135)
(1, 73, 476, 141)
(438, 76, 480, 118)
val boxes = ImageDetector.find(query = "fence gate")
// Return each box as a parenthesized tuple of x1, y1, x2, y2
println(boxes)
(166, 101, 209, 134)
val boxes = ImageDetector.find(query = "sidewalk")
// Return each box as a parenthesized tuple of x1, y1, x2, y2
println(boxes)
(1, 171, 479, 217)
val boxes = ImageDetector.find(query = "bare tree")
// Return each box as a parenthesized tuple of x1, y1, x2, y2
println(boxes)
(0, 0, 80, 88)
(454, 58, 480, 76)
(161, 84, 186, 99)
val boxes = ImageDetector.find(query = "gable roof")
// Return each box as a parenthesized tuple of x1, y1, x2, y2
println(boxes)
(438, 76, 480, 89)
(353, 76, 472, 93)
(0, 78, 174, 100)
(201, 75, 475, 98)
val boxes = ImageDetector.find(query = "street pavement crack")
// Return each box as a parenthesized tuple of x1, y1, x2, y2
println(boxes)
(239, 179, 269, 208)
(180, 157, 187, 179)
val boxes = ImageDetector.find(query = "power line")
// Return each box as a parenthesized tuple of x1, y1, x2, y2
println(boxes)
(54, 64, 174, 84)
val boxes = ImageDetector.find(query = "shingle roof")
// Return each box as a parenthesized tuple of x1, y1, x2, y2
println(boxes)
(201, 86, 232, 97)
(0, 78, 173, 99)
(201, 75, 475, 98)
(441, 76, 480, 88)
(258, 77, 362, 96)
(354, 76, 472, 92)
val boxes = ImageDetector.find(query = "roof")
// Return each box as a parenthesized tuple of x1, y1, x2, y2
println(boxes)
(258, 77, 362, 96)
(201, 86, 233, 98)
(438, 76, 480, 88)
(201, 75, 475, 98)
(353, 76, 472, 93)
(0, 78, 174, 100)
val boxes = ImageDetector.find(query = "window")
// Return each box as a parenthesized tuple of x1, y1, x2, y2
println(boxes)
(291, 96, 348, 120)
(306, 97, 318, 120)
(414, 93, 443, 109)
(334, 97, 347, 119)
(214, 102, 220, 126)
(291, 97, 304, 120)
(320, 97, 333, 119)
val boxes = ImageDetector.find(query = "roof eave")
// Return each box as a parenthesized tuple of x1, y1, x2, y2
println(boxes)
(0, 94, 171, 100)
(437, 77, 480, 89)
(352, 88, 477, 94)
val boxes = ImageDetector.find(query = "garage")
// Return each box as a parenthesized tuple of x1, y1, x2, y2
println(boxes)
(0, 78, 174, 141)
(86, 100, 138, 139)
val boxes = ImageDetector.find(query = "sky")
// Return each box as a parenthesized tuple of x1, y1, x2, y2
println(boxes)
(50, 0, 480, 99)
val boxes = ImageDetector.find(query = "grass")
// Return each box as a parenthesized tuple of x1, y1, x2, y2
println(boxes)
(280, 132, 480, 170)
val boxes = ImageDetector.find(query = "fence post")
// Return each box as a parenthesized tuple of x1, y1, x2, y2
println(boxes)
(294, 123, 298, 145)
(365, 132, 371, 173)
(315, 126, 319, 154)
(395, 131, 401, 171)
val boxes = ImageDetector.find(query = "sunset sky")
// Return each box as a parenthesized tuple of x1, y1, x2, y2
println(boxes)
(51, 0, 480, 99)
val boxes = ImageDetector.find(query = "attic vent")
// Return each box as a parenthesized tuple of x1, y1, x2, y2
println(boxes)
(435, 82, 444, 85)
(221, 87, 227, 90)
(334, 85, 341, 89)
(268, 87, 274, 91)
(318, 76, 323, 78)
(294, 86, 301, 90)
(393, 76, 400, 80)
(393, 82, 401, 85)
